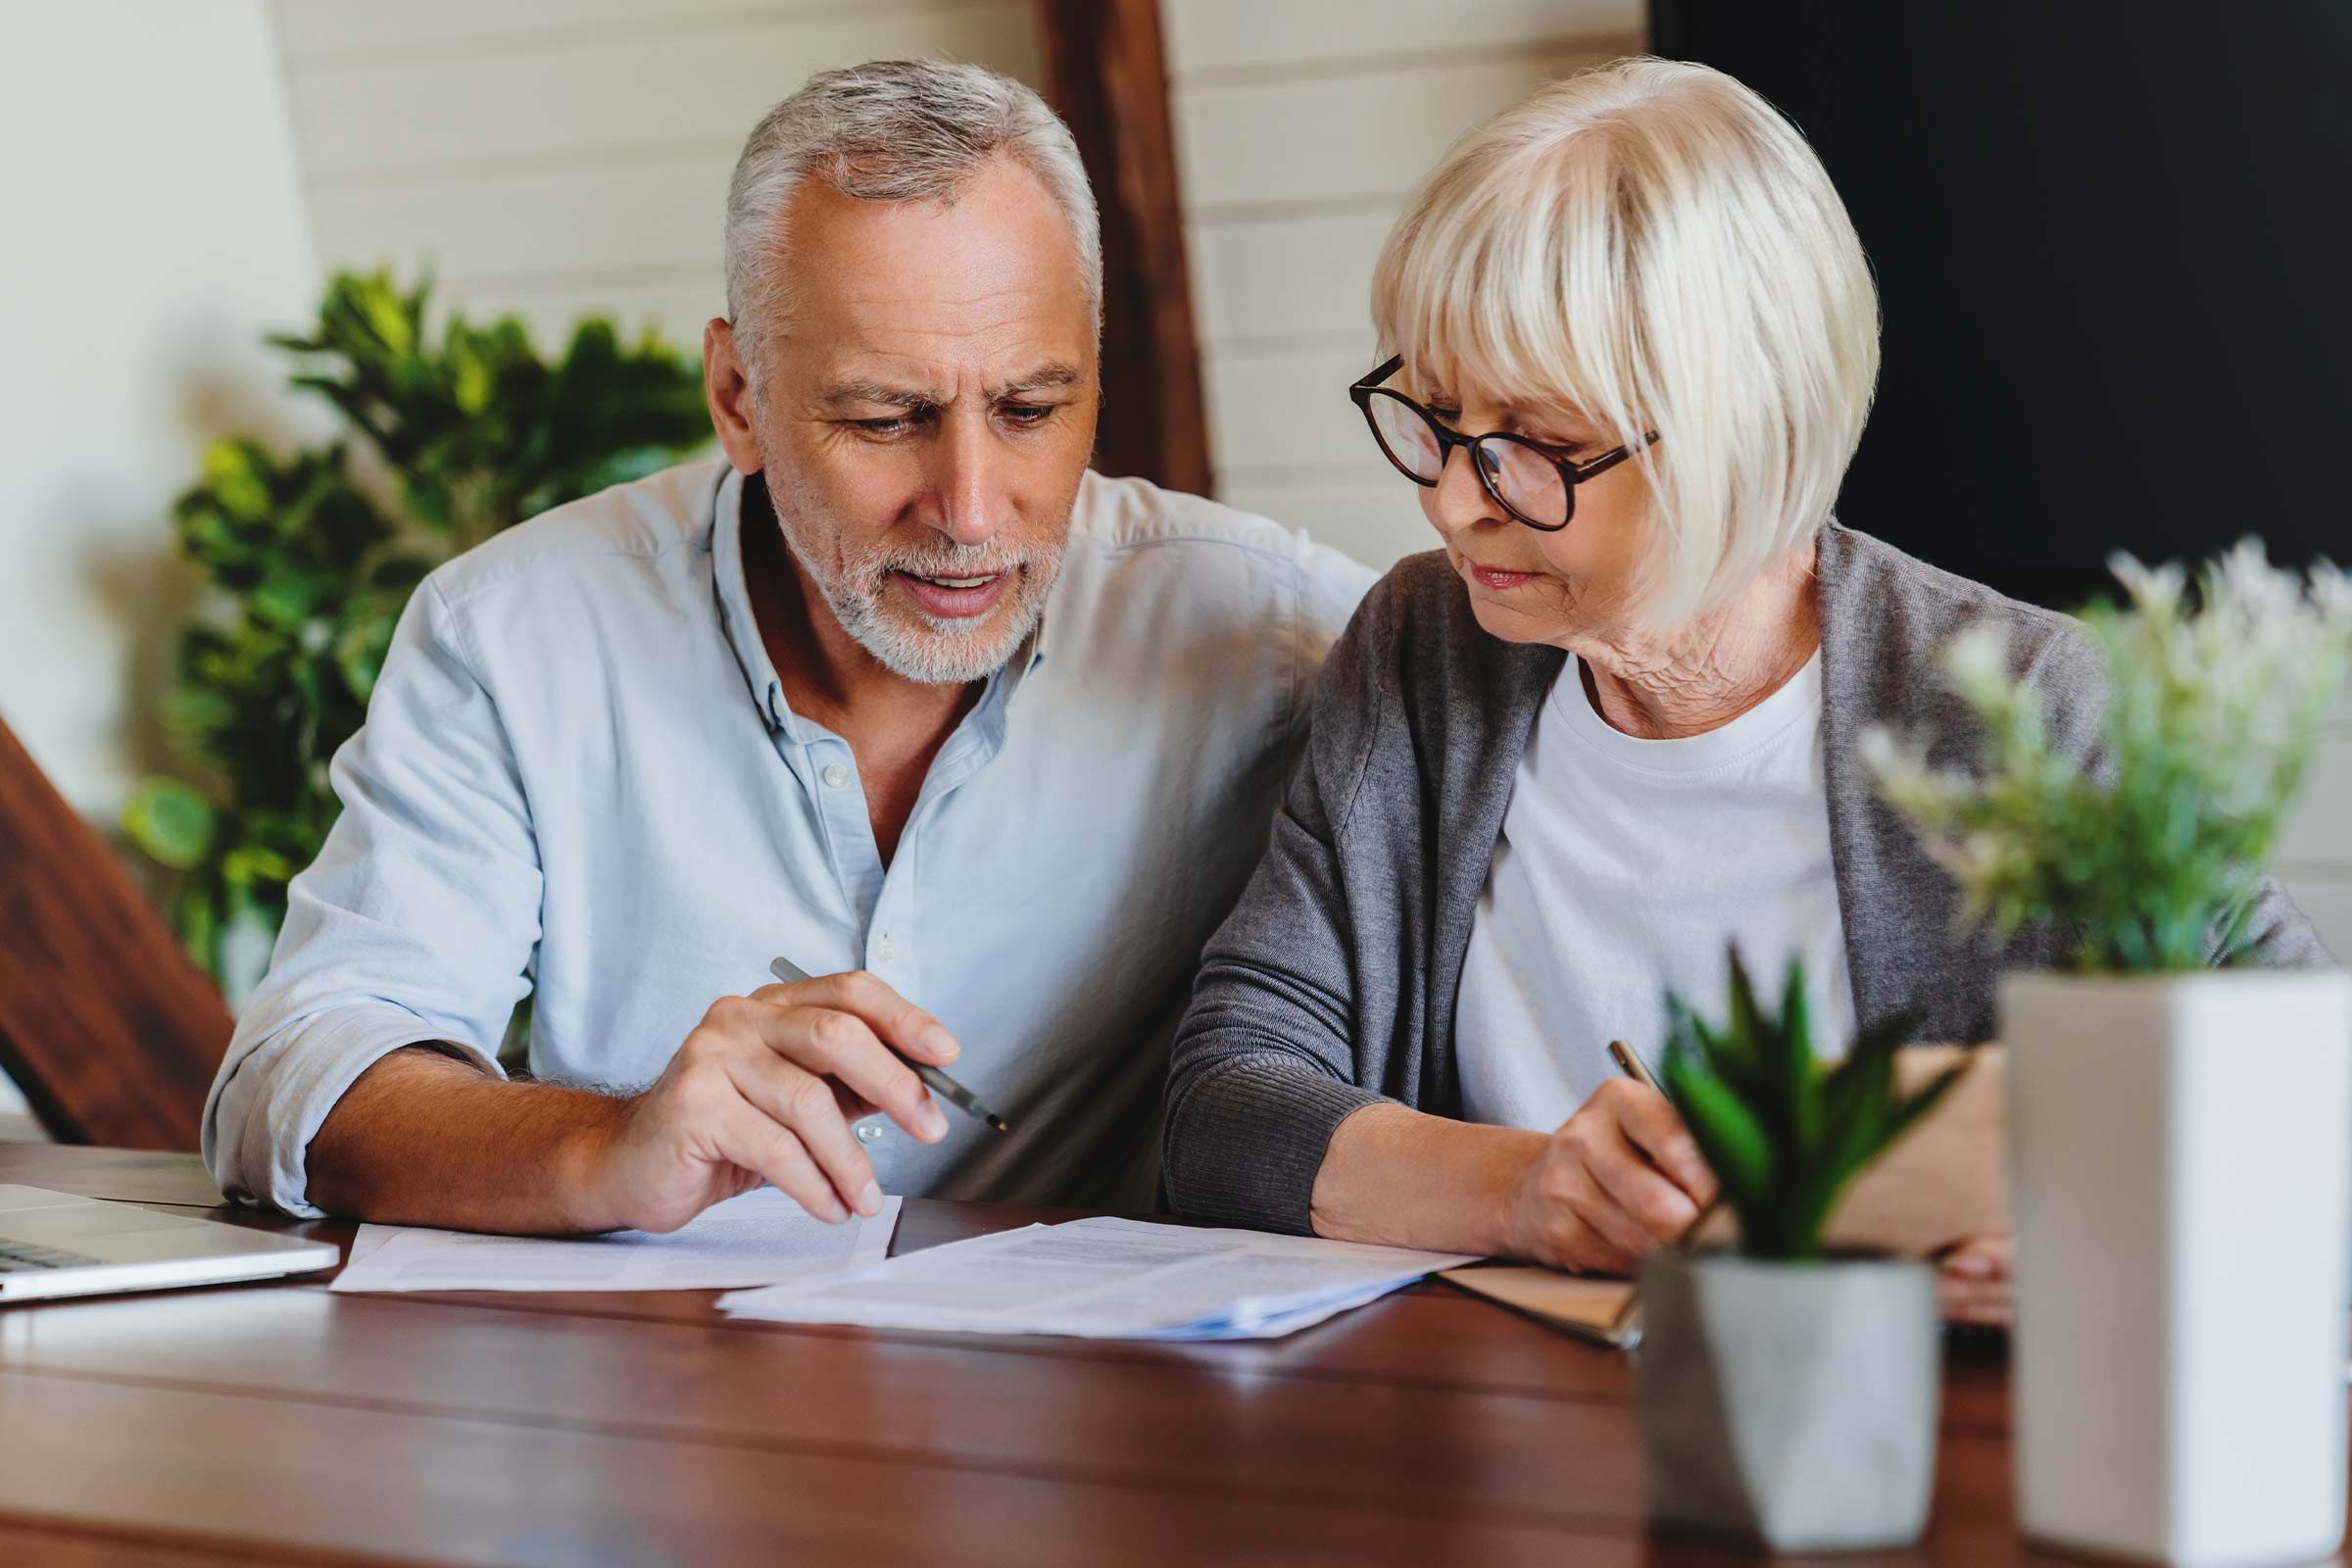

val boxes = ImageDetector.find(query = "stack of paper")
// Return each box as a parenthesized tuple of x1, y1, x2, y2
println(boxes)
(331, 1188, 900, 1293)
(717, 1216, 1477, 1340)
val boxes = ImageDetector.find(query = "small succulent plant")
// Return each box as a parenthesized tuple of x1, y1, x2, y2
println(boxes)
(1660, 950, 1968, 1261)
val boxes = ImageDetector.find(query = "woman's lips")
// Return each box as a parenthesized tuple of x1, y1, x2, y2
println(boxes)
(893, 569, 1011, 618)
(1467, 564, 1542, 592)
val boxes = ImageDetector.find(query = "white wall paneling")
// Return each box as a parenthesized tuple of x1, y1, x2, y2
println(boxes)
(279, 0, 1041, 368)
(303, 157, 733, 294)
(283, 4, 1039, 178)
(1174, 51, 1638, 217)
(1164, 0, 1644, 76)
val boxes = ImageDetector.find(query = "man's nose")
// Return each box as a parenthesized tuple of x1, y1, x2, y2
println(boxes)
(925, 413, 1004, 547)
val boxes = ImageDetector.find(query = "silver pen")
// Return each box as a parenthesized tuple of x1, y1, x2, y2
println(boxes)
(768, 956, 1009, 1132)
(1611, 1039, 1716, 1247)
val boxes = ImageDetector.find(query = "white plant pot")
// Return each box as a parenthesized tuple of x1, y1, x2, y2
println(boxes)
(1638, 1250, 1940, 1551)
(2005, 968, 2352, 1567)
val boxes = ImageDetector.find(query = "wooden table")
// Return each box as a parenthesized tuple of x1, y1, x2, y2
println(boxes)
(0, 1144, 2326, 1567)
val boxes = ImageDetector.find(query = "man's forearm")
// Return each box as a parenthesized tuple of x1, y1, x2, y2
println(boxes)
(304, 1047, 633, 1232)
(1308, 1102, 1542, 1256)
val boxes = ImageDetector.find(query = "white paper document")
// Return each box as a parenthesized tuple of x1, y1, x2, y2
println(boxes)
(716, 1216, 1477, 1340)
(331, 1188, 900, 1293)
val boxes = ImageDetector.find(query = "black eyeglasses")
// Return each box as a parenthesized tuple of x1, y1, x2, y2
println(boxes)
(1348, 355, 1657, 531)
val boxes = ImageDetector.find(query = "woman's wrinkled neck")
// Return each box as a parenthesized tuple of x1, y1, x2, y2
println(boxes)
(1567, 541, 1822, 740)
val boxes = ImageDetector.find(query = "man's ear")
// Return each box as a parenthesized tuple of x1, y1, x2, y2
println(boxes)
(703, 318, 762, 475)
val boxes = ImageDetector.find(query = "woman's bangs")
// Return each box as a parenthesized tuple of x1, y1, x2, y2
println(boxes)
(1383, 183, 1628, 428)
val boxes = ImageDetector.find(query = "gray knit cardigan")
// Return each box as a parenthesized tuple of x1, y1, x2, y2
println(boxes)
(1162, 525, 2330, 1232)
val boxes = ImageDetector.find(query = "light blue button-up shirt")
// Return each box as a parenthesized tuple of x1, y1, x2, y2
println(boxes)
(203, 461, 1373, 1217)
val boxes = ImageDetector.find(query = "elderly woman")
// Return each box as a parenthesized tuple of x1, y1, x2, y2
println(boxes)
(1161, 58, 2326, 1313)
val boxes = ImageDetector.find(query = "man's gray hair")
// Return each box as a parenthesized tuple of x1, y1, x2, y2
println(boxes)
(724, 59, 1102, 364)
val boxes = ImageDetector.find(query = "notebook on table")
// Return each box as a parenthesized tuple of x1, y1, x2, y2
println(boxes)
(1442, 1045, 2008, 1348)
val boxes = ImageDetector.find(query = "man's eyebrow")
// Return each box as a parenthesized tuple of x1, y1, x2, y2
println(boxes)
(988, 364, 1085, 401)
(817, 380, 943, 411)
(815, 367, 1083, 409)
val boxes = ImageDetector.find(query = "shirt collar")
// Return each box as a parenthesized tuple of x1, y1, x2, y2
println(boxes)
(708, 466, 1051, 740)
(709, 465, 797, 738)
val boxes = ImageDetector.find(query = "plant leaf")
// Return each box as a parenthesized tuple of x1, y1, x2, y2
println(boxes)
(123, 779, 218, 870)
(1776, 952, 1821, 1154)
(148, 269, 710, 979)
(1661, 1052, 1774, 1205)
(1883, 1058, 1974, 1151)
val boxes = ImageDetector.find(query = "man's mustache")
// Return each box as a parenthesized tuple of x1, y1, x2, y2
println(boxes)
(867, 548, 1044, 581)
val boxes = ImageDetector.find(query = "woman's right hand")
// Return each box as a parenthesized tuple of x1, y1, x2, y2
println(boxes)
(1507, 1077, 1719, 1273)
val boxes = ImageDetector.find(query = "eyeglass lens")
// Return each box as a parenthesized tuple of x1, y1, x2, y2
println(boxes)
(1367, 392, 1442, 480)
(1366, 392, 1568, 527)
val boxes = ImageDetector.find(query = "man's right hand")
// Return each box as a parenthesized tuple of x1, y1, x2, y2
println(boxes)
(574, 969, 962, 1234)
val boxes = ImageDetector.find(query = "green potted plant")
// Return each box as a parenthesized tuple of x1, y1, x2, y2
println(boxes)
(1639, 949, 1968, 1552)
(1867, 542, 2352, 1567)
(122, 271, 710, 1003)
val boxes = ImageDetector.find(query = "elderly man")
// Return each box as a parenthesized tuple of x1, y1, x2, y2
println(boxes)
(204, 59, 1371, 1232)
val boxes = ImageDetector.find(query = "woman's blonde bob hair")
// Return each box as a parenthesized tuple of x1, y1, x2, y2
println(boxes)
(1371, 57, 1880, 628)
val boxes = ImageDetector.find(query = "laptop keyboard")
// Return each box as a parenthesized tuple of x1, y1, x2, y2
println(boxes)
(0, 1238, 101, 1271)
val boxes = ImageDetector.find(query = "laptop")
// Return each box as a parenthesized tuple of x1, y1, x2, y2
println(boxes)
(0, 1184, 339, 1301)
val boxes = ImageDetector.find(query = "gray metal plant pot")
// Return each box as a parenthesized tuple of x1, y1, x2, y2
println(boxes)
(1638, 1250, 1940, 1552)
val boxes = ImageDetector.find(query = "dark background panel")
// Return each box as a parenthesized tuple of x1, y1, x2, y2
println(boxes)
(1650, 1, 2352, 609)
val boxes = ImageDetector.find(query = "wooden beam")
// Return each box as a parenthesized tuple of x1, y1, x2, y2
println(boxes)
(1034, 0, 1213, 496)
(0, 712, 229, 1148)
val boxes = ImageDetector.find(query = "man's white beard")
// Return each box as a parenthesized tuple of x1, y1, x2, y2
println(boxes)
(779, 513, 1063, 686)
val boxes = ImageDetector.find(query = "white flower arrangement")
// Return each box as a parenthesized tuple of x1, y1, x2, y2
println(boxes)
(1863, 540, 2352, 971)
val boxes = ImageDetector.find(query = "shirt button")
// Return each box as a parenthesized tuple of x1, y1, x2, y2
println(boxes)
(856, 1119, 885, 1145)
(821, 763, 851, 789)
(875, 936, 898, 963)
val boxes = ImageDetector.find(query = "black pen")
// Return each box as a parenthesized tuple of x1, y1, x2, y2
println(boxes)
(768, 956, 1009, 1132)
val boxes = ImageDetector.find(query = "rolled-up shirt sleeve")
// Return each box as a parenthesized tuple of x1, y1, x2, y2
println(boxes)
(202, 575, 542, 1216)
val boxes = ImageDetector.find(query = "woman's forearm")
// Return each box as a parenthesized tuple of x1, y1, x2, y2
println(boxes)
(1309, 1102, 1544, 1256)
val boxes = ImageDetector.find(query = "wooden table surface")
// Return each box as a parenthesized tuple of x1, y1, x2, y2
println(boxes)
(0, 1143, 2332, 1568)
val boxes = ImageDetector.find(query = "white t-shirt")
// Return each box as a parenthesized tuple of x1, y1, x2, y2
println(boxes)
(1453, 651, 1859, 1132)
